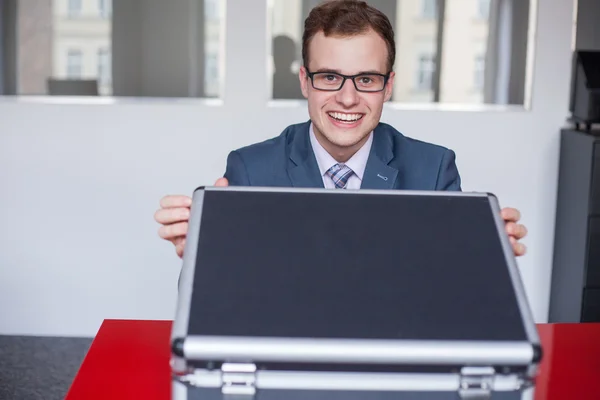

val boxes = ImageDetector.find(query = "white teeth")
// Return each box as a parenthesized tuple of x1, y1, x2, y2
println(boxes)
(329, 112, 362, 122)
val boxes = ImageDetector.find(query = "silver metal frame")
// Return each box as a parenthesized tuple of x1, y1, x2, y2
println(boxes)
(171, 188, 205, 374)
(181, 336, 534, 365)
(486, 194, 540, 347)
(172, 186, 540, 393)
(176, 370, 524, 392)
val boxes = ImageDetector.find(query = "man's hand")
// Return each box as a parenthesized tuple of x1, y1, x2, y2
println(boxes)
(501, 207, 528, 257)
(155, 178, 228, 258)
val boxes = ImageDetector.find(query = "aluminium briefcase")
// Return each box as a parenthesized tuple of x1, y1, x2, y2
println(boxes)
(170, 186, 542, 400)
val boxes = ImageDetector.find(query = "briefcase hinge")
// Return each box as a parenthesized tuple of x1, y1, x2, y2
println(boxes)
(221, 363, 257, 399)
(458, 366, 495, 400)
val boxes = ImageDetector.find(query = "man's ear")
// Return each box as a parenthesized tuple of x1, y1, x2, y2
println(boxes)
(384, 71, 395, 102)
(299, 66, 309, 99)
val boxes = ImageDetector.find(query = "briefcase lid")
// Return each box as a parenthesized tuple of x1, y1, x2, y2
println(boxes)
(172, 187, 541, 372)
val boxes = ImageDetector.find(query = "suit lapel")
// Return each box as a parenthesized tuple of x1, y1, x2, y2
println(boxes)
(361, 125, 399, 190)
(287, 122, 325, 188)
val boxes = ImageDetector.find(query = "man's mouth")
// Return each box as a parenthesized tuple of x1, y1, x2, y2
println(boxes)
(327, 112, 364, 123)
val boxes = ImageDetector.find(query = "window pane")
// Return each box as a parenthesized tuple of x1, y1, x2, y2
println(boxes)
(3, 0, 224, 98)
(269, 0, 532, 106)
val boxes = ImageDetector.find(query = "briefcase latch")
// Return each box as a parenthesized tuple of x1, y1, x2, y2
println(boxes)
(221, 362, 257, 399)
(458, 366, 494, 400)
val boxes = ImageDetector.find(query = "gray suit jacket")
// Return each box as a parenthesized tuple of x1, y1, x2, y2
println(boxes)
(224, 121, 461, 191)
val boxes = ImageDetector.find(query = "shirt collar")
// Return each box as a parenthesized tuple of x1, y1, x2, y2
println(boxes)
(309, 122, 373, 181)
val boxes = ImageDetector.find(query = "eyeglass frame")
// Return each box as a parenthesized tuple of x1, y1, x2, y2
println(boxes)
(304, 69, 391, 93)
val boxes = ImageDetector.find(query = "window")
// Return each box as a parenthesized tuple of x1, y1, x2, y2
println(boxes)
(474, 54, 485, 90)
(477, 0, 491, 20)
(421, 0, 438, 19)
(97, 48, 111, 85)
(66, 49, 82, 79)
(416, 54, 436, 91)
(68, 0, 82, 17)
(99, 0, 112, 18)
(3, 0, 224, 97)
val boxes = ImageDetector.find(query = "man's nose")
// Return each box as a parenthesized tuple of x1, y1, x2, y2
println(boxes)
(335, 78, 360, 108)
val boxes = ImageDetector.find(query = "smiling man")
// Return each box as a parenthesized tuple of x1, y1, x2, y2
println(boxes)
(154, 0, 528, 258)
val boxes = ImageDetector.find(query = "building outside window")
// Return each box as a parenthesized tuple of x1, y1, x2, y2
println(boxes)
(68, 0, 82, 17)
(477, 0, 491, 20)
(205, 0, 220, 21)
(99, 0, 111, 18)
(66, 49, 83, 79)
(474, 54, 485, 90)
(204, 52, 219, 97)
(97, 48, 110, 85)
(421, 0, 438, 19)
(416, 54, 436, 91)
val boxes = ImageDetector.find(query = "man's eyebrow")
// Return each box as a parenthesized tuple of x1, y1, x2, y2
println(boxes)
(358, 70, 387, 75)
(313, 68, 386, 75)
(313, 68, 343, 74)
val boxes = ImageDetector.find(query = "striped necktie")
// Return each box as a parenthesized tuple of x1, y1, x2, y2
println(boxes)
(326, 163, 354, 189)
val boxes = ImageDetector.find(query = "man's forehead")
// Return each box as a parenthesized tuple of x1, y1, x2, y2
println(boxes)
(310, 29, 385, 47)
(307, 29, 388, 73)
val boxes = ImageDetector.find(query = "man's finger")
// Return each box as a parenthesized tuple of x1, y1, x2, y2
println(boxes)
(501, 207, 521, 222)
(154, 207, 190, 225)
(215, 177, 229, 187)
(158, 222, 189, 240)
(506, 222, 528, 240)
(159, 195, 192, 209)
(513, 242, 527, 257)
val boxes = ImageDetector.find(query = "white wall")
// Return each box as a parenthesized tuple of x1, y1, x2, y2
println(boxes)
(0, 0, 574, 337)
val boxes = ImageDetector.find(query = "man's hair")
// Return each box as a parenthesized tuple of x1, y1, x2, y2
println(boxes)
(302, 0, 396, 73)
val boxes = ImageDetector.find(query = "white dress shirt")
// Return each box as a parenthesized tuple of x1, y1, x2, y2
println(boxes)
(309, 123, 373, 190)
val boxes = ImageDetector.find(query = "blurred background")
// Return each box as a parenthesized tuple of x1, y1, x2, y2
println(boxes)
(0, 0, 596, 340)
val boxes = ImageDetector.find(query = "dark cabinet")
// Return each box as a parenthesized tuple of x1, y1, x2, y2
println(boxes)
(549, 129, 600, 323)
(591, 146, 600, 215)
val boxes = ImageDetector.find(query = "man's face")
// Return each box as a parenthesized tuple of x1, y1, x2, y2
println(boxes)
(299, 29, 395, 161)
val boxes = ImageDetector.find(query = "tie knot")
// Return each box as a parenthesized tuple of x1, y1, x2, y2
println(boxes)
(326, 163, 354, 189)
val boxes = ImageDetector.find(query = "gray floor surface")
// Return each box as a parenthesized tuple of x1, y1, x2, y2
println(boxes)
(0, 335, 92, 400)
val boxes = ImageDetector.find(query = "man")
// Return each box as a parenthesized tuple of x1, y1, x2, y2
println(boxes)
(155, 0, 528, 258)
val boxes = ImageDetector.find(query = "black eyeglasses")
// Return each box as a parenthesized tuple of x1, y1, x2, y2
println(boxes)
(306, 69, 390, 92)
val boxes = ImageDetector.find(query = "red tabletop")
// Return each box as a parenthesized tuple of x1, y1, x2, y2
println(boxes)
(65, 320, 600, 400)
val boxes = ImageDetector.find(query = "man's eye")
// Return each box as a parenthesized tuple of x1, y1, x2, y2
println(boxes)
(324, 75, 338, 81)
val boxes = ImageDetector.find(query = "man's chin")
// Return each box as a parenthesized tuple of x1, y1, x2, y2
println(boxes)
(322, 133, 368, 150)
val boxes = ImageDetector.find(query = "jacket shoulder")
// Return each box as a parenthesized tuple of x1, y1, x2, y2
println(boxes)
(224, 122, 309, 186)
(376, 123, 460, 190)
